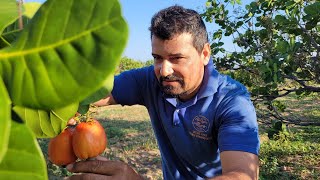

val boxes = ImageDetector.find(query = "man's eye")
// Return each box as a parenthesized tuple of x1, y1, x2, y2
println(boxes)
(153, 57, 162, 61)
(171, 57, 182, 61)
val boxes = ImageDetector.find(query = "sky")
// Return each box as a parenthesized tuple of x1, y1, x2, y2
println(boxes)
(24, 0, 249, 62)
(119, 0, 210, 61)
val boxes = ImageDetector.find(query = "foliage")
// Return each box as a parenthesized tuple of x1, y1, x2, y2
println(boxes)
(114, 57, 154, 74)
(202, 0, 320, 123)
(260, 126, 320, 179)
(267, 120, 289, 139)
(144, 59, 154, 67)
(0, 0, 128, 179)
(117, 56, 145, 74)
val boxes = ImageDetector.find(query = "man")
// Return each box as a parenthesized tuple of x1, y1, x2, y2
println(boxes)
(67, 5, 260, 180)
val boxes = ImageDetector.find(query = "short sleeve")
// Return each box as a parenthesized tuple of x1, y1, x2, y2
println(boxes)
(111, 66, 152, 106)
(217, 89, 260, 155)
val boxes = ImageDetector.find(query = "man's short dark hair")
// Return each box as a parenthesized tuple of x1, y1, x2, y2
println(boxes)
(149, 5, 208, 53)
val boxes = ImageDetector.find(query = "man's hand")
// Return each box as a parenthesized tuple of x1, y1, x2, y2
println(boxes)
(65, 156, 143, 180)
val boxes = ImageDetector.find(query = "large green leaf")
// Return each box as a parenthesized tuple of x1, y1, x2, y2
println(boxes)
(0, 78, 11, 162)
(0, 121, 47, 180)
(78, 73, 114, 114)
(0, 0, 18, 34)
(80, 74, 114, 105)
(50, 102, 79, 135)
(0, 0, 128, 110)
(13, 102, 78, 138)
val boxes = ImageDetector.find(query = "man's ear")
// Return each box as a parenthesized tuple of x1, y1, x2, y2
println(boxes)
(202, 43, 211, 65)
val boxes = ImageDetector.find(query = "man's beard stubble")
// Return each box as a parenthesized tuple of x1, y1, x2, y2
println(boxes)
(159, 75, 185, 97)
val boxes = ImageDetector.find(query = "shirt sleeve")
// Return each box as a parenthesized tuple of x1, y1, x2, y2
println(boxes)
(217, 88, 260, 155)
(111, 66, 151, 106)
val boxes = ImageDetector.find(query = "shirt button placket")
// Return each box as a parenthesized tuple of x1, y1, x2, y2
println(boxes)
(173, 109, 180, 126)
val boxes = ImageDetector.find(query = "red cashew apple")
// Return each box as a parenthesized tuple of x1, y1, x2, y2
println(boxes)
(48, 127, 77, 166)
(72, 119, 107, 159)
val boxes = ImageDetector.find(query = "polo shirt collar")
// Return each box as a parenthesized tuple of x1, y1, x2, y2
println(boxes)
(197, 58, 219, 100)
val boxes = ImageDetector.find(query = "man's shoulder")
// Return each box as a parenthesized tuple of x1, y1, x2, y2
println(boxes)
(124, 65, 154, 74)
(216, 73, 248, 94)
(211, 73, 251, 104)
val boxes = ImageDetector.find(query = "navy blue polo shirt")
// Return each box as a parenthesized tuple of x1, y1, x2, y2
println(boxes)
(111, 60, 260, 179)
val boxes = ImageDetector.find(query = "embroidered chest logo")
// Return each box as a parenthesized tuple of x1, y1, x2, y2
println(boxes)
(189, 115, 212, 140)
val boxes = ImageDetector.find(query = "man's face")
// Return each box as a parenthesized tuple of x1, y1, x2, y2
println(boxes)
(152, 33, 210, 101)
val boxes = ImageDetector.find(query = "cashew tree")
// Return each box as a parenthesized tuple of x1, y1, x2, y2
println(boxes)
(202, 0, 320, 124)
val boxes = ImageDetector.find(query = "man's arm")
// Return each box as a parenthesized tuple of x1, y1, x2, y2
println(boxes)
(93, 94, 117, 106)
(209, 151, 259, 180)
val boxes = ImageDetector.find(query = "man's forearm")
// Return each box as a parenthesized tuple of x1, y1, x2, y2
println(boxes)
(208, 171, 255, 180)
(93, 94, 117, 106)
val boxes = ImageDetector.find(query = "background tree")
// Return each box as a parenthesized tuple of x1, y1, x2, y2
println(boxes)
(116, 57, 154, 74)
(202, 0, 320, 125)
(144, 59, 154, 67)
(117, 56, 145, 73)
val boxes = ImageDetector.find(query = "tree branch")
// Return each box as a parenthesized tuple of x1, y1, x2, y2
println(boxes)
(298, 24, 320, 54)
(283, 75, 320, 92)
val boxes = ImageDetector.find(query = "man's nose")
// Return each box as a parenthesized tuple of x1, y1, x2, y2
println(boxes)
(160, 60, 174, 77)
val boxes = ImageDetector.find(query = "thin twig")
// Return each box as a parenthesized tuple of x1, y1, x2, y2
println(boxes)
(18, 0, 24, 30)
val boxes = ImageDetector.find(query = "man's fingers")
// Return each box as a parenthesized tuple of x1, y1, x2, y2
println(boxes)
(67, 118, 77, 125)
(87, 156, 108, 161)
(66, 173, 112, 180)
(66, 160, 143, 180)
(67, 160, 123, 175)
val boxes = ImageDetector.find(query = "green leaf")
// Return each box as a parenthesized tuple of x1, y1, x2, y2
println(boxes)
(0, 0, 128, 110)
(77, 104, 90, 115)
(80, 74, 114, 105)
(217, 42, 224, 46)
(0, 16, 30, 48)
(276, 40, 289, 53)
(305, 19, 318, 30)
(0, 78, 11, 162)
(77, 74, 113, 114)
(236, 21, 244, 27)
(0, 121, 48, 180)
(50, 102, 79, 134)
(38, 110, 55, 137)
(12, 106, 45, 137)
(274, 15, 287, 24)
(213, 30, 223, 40)
(304, 2, 320, 16)
(12, 102, 78, 137)
(23, 2, 42, 19)
(0, 2, 42, 48)
(0, 0, 18, 34)
(236, 0, 241, 5)
(205, 1, 211, 7)
(249, 2, 258, 12)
